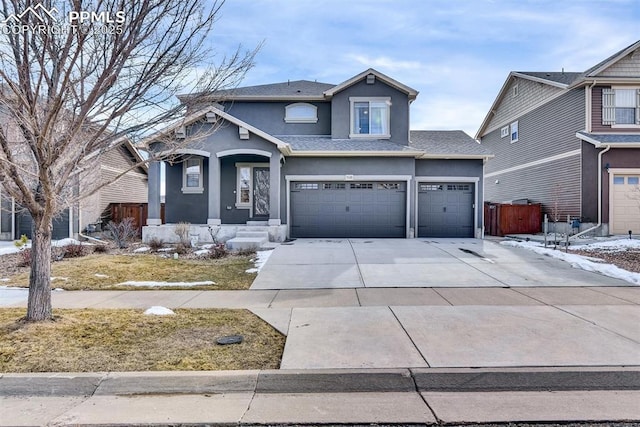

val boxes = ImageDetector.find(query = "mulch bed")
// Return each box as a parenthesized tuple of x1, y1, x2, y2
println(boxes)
(569, 248, 640, 273)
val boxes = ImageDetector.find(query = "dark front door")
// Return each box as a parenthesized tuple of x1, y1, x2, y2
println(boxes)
(253, 167, 270, 218)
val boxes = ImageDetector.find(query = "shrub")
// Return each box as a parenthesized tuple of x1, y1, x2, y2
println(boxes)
(63, 243, 89, 258)
(206, 243, 228, 259)
(148, 237, 164, 252)
(174, 222, 191, 247)
(18, 248, 31, 267)
(174, 243, 189, 255)
(14, 234, 28, 248)
(106, 217, 137, 248)
(234, 248, 255, 257)
(93, 244, 109, 254)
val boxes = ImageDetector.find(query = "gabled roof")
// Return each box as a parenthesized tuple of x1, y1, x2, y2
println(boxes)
(476, 39, 640, 139)
(410, 130, 493, 159)
(576, 131, 640, 148)
(583, 39, 640, 77)
(323, 68, 419, 101)
(515, 71, 583, 86)
(140, 106, 291, 155)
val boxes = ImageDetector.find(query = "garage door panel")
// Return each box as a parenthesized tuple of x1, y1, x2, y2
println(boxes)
(611, 175, 640, 234)
(418, 182, 474, 238)
(291, 181, 406, 238)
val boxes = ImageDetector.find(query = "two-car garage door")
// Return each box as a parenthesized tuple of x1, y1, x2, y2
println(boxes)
(290, 181, 406, 238)
(611, 174, 640, 235)
(289, 180, 475, 238)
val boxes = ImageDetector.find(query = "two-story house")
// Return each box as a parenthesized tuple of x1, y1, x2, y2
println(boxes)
(142, 69, 492, 244)
(477, 40, 640, 236)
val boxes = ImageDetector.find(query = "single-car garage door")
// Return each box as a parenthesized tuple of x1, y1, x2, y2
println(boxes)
(611, 174, 640, 234)
(290, 181, 406, 238)
(418, 182, 474, 238)
(16, 208, 71, 240)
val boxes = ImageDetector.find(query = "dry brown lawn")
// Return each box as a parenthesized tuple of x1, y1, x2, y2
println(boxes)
(0, 308, 284, 372)
(5, 254, 256, 290)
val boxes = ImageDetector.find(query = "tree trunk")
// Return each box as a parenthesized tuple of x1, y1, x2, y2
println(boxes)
(26, 215, 53, 321)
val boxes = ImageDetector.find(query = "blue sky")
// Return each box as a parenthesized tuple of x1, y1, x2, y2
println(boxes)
(207, 0, 640, 137)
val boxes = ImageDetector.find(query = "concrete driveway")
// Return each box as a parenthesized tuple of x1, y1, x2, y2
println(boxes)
(250, 238, 629, 289)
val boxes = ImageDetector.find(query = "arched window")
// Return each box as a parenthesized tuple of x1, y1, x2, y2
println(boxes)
(285, 103, 318, 123)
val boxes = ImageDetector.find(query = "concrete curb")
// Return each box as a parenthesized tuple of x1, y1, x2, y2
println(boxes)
(2, 367, 640, 397)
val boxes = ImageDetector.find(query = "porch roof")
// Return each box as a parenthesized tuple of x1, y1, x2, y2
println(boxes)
(278, 135, 416, 153)
(577, 131, 640, 147)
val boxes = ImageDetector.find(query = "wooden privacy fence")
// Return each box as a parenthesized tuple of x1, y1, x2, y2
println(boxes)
(107, 203, 165, 236)
(484, 202, 542, 236)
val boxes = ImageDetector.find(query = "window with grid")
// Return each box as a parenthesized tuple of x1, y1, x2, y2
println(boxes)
(603, 88, 640, 125)
(350, 97, 390, 137)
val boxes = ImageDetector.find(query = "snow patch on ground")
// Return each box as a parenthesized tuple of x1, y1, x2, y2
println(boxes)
(246, 249, 274, 274)
(501, 240, 640, 286)
(144, 306, 175, 316)
(134, 246, 150, 253)
(0, 278, 10, 282)
(194, 249, 210, 256)
(95, 274, 109, 278)
(52, 238, 82, 247)
(0, 246, 21, 256)
(117, 280, 215, 287)
(50, 277, 69, 281)
(572, 238, 640, 252)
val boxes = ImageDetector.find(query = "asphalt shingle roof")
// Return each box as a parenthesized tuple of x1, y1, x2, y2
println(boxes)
(212, 80, 335, 98)
(278, 136, 415, 152)
(577, 131, 640, 144)
(409, 130, 492, 156)
(516, 72, 583, 86)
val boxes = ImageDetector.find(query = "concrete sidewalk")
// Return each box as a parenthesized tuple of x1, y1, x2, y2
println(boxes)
(3, 369, 640, 425)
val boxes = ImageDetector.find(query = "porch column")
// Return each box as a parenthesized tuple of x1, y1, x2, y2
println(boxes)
(207, 155, 221, 225)
(268, 154, 281, 225)
(147, 160, 162, 225)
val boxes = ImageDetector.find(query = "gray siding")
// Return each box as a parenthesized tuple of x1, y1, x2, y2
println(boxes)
(165, 160, 208, 224)
(597, 51, 640, 77)
(484, 88, 585, 173)
(330, 79, 409, 142)
(484, 155, 582, 219)
(222, 101, 331, 135)
(482, 88, 585, 218)
(486, 76, 565, 134)
(415, 159, 484, 226)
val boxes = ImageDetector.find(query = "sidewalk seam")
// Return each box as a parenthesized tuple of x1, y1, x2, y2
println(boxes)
(409, 369, 442, 424)
(587, 287, 640, 305)
(348, 239, 367, 288)
(176, 290, 205, 308)
(551, 304, 640, 345)
(389, 306, 431, 368)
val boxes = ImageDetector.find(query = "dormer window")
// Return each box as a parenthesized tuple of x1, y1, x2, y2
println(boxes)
(350, 97, 391, 138)
(285, 103, 318, 123)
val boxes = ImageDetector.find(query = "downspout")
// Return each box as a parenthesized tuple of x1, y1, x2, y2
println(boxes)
(571, 144, 611, 239)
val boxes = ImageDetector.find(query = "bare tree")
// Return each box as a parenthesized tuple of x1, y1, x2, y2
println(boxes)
(0, 0, 257, 321)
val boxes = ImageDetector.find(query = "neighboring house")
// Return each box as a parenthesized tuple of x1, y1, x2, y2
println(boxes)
(477, 40, 640, 235)
(0, 141, 148, 240)
(143, 68, 492, 244)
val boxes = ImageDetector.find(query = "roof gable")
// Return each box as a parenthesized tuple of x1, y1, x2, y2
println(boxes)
(323, 68, 418, 100)
(583, 39, 640, 77)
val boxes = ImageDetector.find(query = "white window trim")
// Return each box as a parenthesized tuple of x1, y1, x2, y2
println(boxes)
(285, 102, 318, 123)
(349, 96, 391, 139)
(512, 84, 519, 98)
(181, 158, 204, 194)
(609, 86, 640, 129)
(500, 126, 509, 138)
(510, 121, 519, 143)
(235, 162, 269, 214)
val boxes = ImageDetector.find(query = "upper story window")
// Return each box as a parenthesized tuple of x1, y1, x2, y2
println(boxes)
(285, 103, 318, 123)
(350, 97, 390, 138)
(182, 157, 203, 194)
(510, 121, 519, 143)
(603, 88, 640, 126)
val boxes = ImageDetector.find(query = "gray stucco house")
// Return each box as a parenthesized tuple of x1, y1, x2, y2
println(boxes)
(477, 40, 640, 236)
(143, 69, 492, 244)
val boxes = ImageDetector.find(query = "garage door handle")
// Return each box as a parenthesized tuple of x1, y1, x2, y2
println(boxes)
(443, 207, 447, 212)
(346, 206, 350, 212)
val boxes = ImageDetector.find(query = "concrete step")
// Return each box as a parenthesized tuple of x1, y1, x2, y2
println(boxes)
(236, 231, 270, 239)
(226, 236, 268, 251)
(246, 221, 269, 226)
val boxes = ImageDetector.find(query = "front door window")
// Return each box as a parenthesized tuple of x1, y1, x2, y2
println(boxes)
(236, 163, 270, 218)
